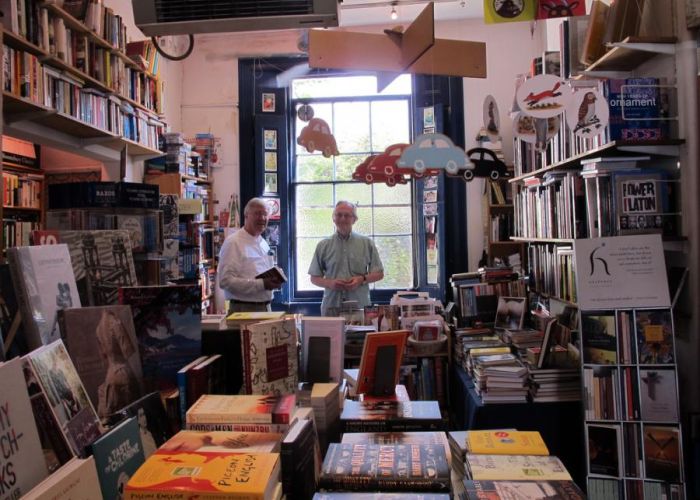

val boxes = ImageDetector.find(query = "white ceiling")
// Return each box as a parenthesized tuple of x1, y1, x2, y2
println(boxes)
(338, 0, 484, 27)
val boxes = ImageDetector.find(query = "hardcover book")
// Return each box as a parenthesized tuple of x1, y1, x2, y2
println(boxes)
(242, 317, 299, 395)
(0, 358, 49, 498)
(159, 430, 282, 454)
(341, 431, 451, 466)
(159, 193, 180, 238)
(612, 170, 672, 236)
(90, 417, 145, 500)
(281, 418, 320, 500)
(461, 480, 585, 499)
(465, 453, 572, 481)
(124, 451, 281, 500)
(605, 77, 668, 142)
(465, 430, 549, 456)
(107, 391, 174, 458)
(643, 425, 681, 483)
(255, 265, 288, 283)
(587, 423, 621, 477)
(7, 244, 82, 349)
(58, 305, 144, 418)
(301, 316, 345, 384)
(340, 400, 443, 433)
(118, 285, 202, 393)
(176, 355, 208, 428)
(635, 309, 674, 364)
(357, 330, 409, 397)
(186, 394, 297, 425)
(225, 310, 285, 328)
(22, 456, 102, 500)
(25, 340, 102, 458)
(638, 368, 679, 422)
(33, 229, 137, 306)
(582, 312, 617, 364)
(320, 443, 450, 493)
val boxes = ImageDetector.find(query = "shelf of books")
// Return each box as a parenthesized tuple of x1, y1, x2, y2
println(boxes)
(573, 235, 684, 499)
(485, 175, 524, 272)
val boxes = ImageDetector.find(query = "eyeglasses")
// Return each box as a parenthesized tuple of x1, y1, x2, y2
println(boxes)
(334, 213, 355, 219)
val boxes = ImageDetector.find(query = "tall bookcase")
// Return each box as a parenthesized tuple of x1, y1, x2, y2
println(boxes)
(484, 173, 524, 271)
(510, 34, 687, 498)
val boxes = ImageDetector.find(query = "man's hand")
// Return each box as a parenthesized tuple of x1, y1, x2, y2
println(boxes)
(330, 278, 352, 291)
(346, 275, 364, 290)
(263, 277, 283, 290)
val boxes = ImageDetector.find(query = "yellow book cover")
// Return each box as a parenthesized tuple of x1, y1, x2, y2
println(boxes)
(125, 451, 280, 500)
(466, 430, 549, 456)
(465, 453, 572, 480)
(469, 346, 511, 357)
(226, 311, 285, 327)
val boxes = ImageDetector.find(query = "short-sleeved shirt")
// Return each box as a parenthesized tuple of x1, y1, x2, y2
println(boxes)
(308, 231, 384, 315)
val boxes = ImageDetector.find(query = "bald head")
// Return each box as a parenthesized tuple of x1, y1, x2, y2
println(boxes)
(243, 198, 269, 236)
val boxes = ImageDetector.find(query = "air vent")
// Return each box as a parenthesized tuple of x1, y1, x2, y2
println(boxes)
(154, 1, 316, 23)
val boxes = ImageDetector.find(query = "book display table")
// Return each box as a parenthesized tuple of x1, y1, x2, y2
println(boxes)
(450, 365, 585, 489)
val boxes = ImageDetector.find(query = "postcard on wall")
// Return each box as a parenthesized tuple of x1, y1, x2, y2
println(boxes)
(423, 189, 438, 203)
(573, 235, 671, 310)
(264, 151, 278, 172)
(423, 202, 438, 216)
(262, 93, 275, 113)
(264, 173, 278, 195)
(423, 107, 435, 129)
(424, 176, 438, 190)
(264, 130, 277, 150)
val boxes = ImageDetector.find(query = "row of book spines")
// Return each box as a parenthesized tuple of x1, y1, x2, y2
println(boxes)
(400, 357, 447, 407)
(341, 420, 444, 433)
(588, 477, 684, 500)
(3, 218, 39, 247)
(3, 171, 41, 207)
(527, 243, 577, 303)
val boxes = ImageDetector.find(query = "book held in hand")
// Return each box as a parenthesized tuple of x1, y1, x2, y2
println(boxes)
(256, 265, 288, 282)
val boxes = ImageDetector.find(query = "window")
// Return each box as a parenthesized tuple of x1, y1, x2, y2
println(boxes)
(291, 75, 415, 295)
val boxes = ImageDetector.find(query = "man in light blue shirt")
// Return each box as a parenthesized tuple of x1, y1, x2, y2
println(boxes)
(308, 201, 384, 315)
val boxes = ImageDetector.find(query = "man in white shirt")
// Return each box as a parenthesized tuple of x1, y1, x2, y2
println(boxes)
(218, 198, 283, 312)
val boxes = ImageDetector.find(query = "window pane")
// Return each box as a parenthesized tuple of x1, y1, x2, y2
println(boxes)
(292, 75, 411, 99)
(334, 102, 369, 153)
(375, 236, 414, 289)
(336, 154, 366, 181)
(373, 182, 411, 205)
(297, 237, 323, 291)
(373, 206, 412, 235)
(296, 155, 333, 182)
(335, 182, 371, 206)
(371, 100, 410, 150)
(296, 184, 332, 207)
(295, 206, 333, 237)
(354, 207, 372, 235)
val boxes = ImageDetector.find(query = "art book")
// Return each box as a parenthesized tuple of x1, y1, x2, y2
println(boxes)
(159, 430, 282, 454)
(0, 358, 49, 498)
(90, 417, 145, 500)
(581, 311, 617, 364)
(461, 480, 585, 499)
(643, 425, 681, 483)
(357, 330, 409, 397)
(32, 229, 137, 306)
(186, 394, 296, 425)
(7, 244, 82, 349)
(341, 431, 451, 466)
(59, 305, 144, 419)
(242, 317, 299, 395)
(605, 77, 668, 142)
(25, 339, 102, 458)
(612, 169, 673, 236)
(340, 400, 443, 433)
(124, 451, 280, 500)
(639, 368, 679, 422)
(320, 443, 450, 493)
(587, 423, 621, 477)
(107, 391, 174, 458)
(159, 193, 179, 238)
(22, 456, 102, 500)
(635, 309, 674, 364)
(118, 285, 202, 393)
(301, 316, 345, 384)
(465, 454, 572, 481)
(465, 430, 549, 456)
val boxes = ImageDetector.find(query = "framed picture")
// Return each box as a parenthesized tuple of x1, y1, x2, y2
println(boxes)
(264, 173, 278, 194)
(262, 93, 276, 113)
(264, 151, 277, 172)
(263, 197, 281, 220)
(494, 296, 527, 330)
(263, 129, 277, 150)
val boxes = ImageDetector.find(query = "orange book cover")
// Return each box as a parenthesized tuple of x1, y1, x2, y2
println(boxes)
(124, 451, 280, 500)
(357, 330, 408, 397)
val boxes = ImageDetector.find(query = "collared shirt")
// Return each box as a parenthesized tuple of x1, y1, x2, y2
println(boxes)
(308, 231, 383, 315)
(217, 229, 274, 302)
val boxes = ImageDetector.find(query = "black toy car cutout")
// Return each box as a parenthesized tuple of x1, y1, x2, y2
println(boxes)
(463, 147, 511, 181)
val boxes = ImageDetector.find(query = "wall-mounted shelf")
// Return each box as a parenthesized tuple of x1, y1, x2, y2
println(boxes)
(584, 36, 677, 73)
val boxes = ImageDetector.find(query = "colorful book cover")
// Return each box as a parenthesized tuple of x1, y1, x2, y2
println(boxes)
(357, 330, 409, 397)
(118, 285, 202, 393)
(124, 451, 280, 499)
(639, 368, 679, 422)
(0, 358, 49, 497)
(612, 170, 672, 235)
(7, 244, 81, 349)
(461, 480, 585, 499)
(643, 425, 681, 483)
(25, 340, 102, 458)
(340, 400, 443, 433)
(90, 417, 145, 500)
(465, 430, 549, 456)
(320, 443, 450, 492)
(341, 431, 451, 466)
(242, 317, 299, 395)
(605, 77, 668, 142)
(635, 309, 675, 364)
(465, 453, 572, 480)
(159, 430, 282, 454)
(483, 0, 537, 24)
(22, 456, 102, 500)
(59, 305, 144, 418)
(107, 391, 174, 458)
(186, 394, 296, 425)
(582, 312, 617, 364)
(32, 229, 137, 306)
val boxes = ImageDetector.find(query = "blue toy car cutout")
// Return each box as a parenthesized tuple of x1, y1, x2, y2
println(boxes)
(463, 147, 511, 181)
(397, 133, 471, 175)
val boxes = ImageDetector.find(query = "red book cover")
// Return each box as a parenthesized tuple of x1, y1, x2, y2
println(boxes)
(357, 330, 408, 397)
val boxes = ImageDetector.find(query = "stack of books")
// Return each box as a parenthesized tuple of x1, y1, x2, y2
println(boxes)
(529, 367, 582, 403)
(464, 345, 511, 374)
(185, 394, 296, 433)
(499, 327, 544, 358)
(454, 328, 503, 367)
(311, 382, 341, 453)
(471, 355, 529, 404)
(340, 399, 443, 433)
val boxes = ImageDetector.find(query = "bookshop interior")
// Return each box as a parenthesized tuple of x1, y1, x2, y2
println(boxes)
(3, 0, 700, 499)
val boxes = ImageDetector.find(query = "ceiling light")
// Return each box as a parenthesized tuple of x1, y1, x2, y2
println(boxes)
(390, 3, 398, 20)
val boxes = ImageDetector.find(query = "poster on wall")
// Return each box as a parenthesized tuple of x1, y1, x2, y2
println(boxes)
(264, 130, 277, 150)
(264, 152, 278, 172)
(264, 173, 278, 195)
(262, 93, 276, 112)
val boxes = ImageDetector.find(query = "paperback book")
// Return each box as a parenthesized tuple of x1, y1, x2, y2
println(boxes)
(242, 317, 299, 395)
(159, 430, 282, 454)
(581, 312, 617, 364)
(357, 330, 409, 397)
(465, 453, 572, 481)
(22, 456, 102, 500)
(461, 479, 585, 499)
(635, 309, 674, 364)
(465, 430, 549, 456)
(340, 399, 443, 433)
(186, 394, 296, 425)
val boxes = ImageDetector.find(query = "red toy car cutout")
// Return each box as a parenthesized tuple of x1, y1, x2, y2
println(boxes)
(297, 118, 339, 158)
(353, 155, 406, 186)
